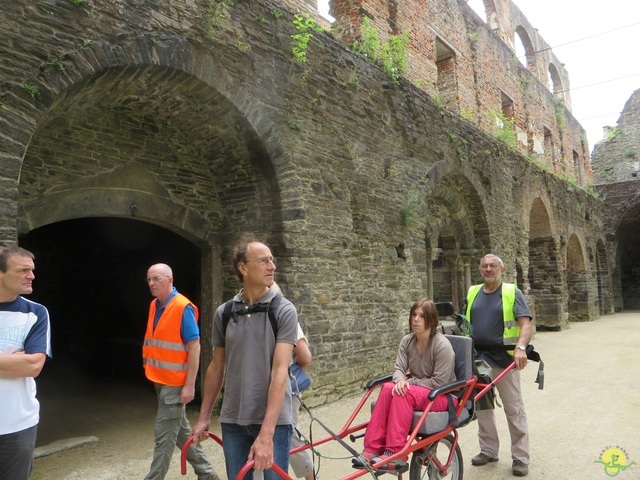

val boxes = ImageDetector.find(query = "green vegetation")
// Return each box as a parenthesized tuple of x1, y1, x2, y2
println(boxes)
(21, 81, 40, 98)
(604, 126, 620, 141)
(270, 7, 282, 19)
(430, 93, 443, 108)
(460, 107, 474, 122)
(291, 14, 323, 63)
(400, 192, 420, 228)
(553, 96, 564, 133)
(490, 109, 517, 149)
(287, 118, 302, 132)
(235, 40, 250, 52)
(51, 52, 66, 72)
(206, 0, 233, 38)
(352, 18, 408, 83)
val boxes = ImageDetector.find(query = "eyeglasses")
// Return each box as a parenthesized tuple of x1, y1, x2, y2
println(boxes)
(480, 263, 500, 270)
(145, 276, 168, 283)
(244, 257, 276, 266)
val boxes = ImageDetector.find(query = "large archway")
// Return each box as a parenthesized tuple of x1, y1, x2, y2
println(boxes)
(20, 217, 201, 379)
(527, 197, 566, 329)
(566, 233, 589, 321)
(423, 172, 490, 310)
(14, 60, 285, 449)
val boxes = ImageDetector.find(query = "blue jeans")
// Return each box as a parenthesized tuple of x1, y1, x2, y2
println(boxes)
(221, 423, 292, 480)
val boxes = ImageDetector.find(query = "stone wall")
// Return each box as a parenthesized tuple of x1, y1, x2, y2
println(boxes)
(0, 0, 611, 402)
(324, 0, 591, 184)
(592, 89, 640, 183)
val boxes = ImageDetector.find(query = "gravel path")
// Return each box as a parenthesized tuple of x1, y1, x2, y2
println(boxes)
(31, 311, 640, 480)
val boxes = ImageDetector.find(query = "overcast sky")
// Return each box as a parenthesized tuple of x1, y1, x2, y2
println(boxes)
(319, 1, 640, 154)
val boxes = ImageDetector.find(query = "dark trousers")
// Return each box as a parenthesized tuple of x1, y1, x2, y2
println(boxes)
(0, 425, 38, 480)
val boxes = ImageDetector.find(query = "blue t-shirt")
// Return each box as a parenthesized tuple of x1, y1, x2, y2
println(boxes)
(153, 287, 199, 342)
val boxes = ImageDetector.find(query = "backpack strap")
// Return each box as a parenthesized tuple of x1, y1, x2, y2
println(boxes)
(266, 294, 282, 339)
(222, 294, 282, 339)
(221, 299, 235, 338)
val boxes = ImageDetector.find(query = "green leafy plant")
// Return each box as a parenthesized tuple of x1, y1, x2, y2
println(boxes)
(291, 14, 322, 63)
(490, 109, 517, 149)
(51, 52, 66, 72)
(352, 18, 408, 83)
(604, 126, 620, 141)
(400, 192, 420, 228)
(623, 149, 635, 158)
(70, 0, 87, 5)
(430, 93, 443, 108)
(21, 81, 40, 98)
(553, 95, 564, 133)
(348, 67, 360, 88)
(255, 14, 265, 23)
(460, 107, 474, 121)
(287, 118, 302, 132)
(270, 7, 282, 18)
(206, 0, 233, 38)
(81, 38, 92, 47)
(235, 40, 250, 52)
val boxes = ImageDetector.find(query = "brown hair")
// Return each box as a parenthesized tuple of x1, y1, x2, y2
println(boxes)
(409, 298, 439, 338)
(0, 245, 35, 273)
(231, 236, 261, 282)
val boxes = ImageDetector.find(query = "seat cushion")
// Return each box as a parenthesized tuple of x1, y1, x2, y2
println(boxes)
(412, 404, 471, 435)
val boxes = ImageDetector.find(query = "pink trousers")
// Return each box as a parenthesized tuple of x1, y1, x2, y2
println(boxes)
(363, 382, 455, 454)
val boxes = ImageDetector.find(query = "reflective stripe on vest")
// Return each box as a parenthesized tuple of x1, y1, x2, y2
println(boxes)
(142, 293, 198, 386)
(466, 282, 520, 355)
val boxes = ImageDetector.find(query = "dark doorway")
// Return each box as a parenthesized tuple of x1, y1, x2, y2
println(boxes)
(19, 217, 201, 384)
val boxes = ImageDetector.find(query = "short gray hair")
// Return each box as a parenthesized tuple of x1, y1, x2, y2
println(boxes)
(480, 253, 504, 267)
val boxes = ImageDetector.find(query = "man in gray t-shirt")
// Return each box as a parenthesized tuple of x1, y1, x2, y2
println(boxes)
(192, 239, 298, 480)
(465, 254, 532, 478)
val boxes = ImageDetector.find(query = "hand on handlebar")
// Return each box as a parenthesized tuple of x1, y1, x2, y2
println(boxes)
(190, 419, 211, 446)
(248, 432, 275, 470)
(513, 349, 528, 370)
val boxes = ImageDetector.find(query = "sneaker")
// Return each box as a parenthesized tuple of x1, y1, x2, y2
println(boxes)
(471, 453, 499, 466)
(352, 450, 377, 467)
(371, 450, 409, 471)
(512, 460, 529, 476)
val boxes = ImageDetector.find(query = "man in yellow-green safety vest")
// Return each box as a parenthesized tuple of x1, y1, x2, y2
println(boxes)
(465, 254, 532, 478)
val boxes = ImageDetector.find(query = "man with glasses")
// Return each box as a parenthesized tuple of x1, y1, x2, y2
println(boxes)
(192, 239, 298, 480)
(465, 254, 532, 477)
(142, 263, 219, 480)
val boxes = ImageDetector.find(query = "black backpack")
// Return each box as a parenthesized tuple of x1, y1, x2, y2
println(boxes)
(221, 293, 282, 338)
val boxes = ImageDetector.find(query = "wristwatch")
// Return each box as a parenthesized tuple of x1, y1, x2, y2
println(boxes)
(516, 345, 526, 351)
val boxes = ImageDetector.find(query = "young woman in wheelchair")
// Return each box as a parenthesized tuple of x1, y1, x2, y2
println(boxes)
(357, 298, 458, 471)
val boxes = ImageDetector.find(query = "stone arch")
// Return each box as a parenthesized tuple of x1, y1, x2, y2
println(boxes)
(10, 38, 293, 380)
(547, 62, 566, 103)
(5, 36, 291, 243)
(595, 239, 614, 314)
(514, 25, 536, 73)
(466, 0, 501, 32)
(614, 200, 640, 309)
(527, 197, 566, 329)
(19, 217, 204, 377)
(566, 233, 589, 321)
(423, 168, 490, 309)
